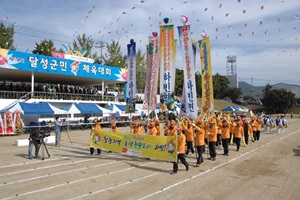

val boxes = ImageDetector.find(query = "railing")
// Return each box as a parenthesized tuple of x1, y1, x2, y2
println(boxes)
(0, 91, 125, 102)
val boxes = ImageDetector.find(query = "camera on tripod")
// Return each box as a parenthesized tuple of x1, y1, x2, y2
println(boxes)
(38, 131, 50, 139)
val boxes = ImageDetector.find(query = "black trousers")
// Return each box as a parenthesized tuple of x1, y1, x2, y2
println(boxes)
(256, 130, 261, 141)
(216, 134, 222, 146)
(234, 138, 241, 150)
(186, 141, 194, 155)
(208, 141, 217, 158)
(90, 147, 101, 155)
(172, 153, 189, 173)
(222, 138, 229, 154)
(196, 145, 205, 164)
(253, 130, 257, 141)
(244, 132, 249, 145)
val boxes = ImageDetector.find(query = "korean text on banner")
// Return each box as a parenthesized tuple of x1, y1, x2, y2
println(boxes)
(199, 37, 214, 114)
(177, 25, 198, 120)
(90, 130, 178, 162)
(159, 24, 176, 111)
(126, 42, 136, 113)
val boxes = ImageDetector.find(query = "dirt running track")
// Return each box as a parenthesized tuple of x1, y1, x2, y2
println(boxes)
(0, 117, 299, 200)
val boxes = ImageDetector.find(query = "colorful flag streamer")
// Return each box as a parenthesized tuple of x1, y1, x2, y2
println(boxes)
(126, 41, 136, 113)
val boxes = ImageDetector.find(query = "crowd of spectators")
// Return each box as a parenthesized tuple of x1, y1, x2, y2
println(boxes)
(0, 82, 145, 103)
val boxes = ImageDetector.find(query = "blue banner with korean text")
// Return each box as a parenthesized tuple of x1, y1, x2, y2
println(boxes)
(126, 42, 136, 113)
(0, 48, 127, 82)
(177, 25, 198, 120)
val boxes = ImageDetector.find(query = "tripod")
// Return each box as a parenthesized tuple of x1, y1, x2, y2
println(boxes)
(37, 138, 50, 160)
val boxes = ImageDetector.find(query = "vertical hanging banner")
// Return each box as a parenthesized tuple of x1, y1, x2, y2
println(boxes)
(159, 17, 176, 111)
(126, 40, 136, 113)
(177, 16, 198, 120)
(199, 36, 214, 114)
(142, 33, 160, 111)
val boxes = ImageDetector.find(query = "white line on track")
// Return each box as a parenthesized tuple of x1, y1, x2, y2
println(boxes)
(0, 156, 70, 169)
(137, 129, 300, 200)
(0, 160, 118, 187)
(1, 162, 155, 200)
(0, 158, 97, 177)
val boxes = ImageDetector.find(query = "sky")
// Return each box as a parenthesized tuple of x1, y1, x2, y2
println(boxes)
(0, 0, 299, 86)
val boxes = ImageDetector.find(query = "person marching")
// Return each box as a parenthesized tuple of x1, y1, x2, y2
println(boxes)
(194, 121, 206, 166)
(220, 118, 230, 156)
(233, 119, 244, 151)
(243, 118, 253, 146)
(147, 120, 157, 136)
(171, 125, 189, 174)
(250, 116, 258, 142)
(111, 121, 118, 132)
(184, 120, 195, 155)
(206, 120, 218, 161)
(275, 115, 283, 134)
(130, 121, 142, 135)
(90, 118, 101, 156)
(256, 116, 263, 141)
(155, 119, 161, 136)
(229, 117, 236, 145)
(165, 120, 177, 136)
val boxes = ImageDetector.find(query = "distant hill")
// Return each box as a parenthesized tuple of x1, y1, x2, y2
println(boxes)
(238, 81, 300, 99)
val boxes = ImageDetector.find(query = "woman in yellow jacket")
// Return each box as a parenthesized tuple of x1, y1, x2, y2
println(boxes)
(207, 120, 218, 161)
(194, 121, 206, 166)
(171, 126, 189, 174)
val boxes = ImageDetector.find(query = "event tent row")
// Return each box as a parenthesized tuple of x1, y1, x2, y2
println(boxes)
(222, 105, 249, 112)
(0, 102, 113, 115)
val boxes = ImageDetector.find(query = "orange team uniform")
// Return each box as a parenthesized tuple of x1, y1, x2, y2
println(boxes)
(250, 119, 257, 131)
(177, 131, 186, 154)
(166, 127, 177, 136)
(130, 123, 141, 135)
(229, 120, 236, 133)
(94, 123, 101, 131)
(233, 126, 244, 138)
(256, 118, 263, 131)
(184, 126, 195, 142)
(220, 124, 230, 139)
(194, 126, 205, 146)
(155, 124, 161, 136)
(207, 125, 218, 142)
(147, 122, 157, 136)
(111, 122, 118, 132)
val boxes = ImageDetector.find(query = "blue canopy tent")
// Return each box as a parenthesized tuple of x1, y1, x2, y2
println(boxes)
(107, 104, 139, 117)
(222, 106, 238, 112)
(64, 103, 104, 114)
(0, 102, 67, 115)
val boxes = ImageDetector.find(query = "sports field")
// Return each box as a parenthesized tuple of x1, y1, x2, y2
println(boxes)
(0, 116, 299, 200)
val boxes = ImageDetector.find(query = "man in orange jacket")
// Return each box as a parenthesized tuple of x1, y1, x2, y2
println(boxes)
(184, 120, 195, 155)
(233, 119, 244, 151)
(220, 118, 230, 156)
(207, 120, 218, 161)
(171, 126, 189, 174)
(194, 121, 206, 166)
